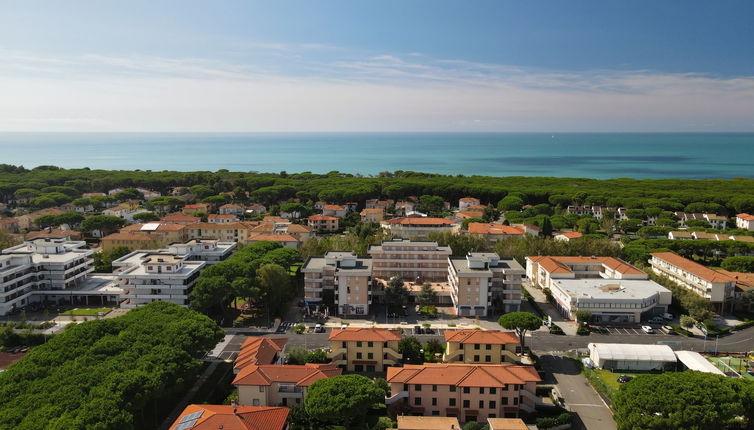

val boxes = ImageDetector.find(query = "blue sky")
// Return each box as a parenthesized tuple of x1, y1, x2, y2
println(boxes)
(1, 0, 753, 132)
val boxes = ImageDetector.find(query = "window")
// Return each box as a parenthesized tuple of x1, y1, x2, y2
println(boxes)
(449, 398, 456, 406)
(474, 344, 480, 350)
(415, 384, 422, 391)
(367, 341, 373, 347)
(502, 397, 508, 405)
(383, 342, 388, 347)
(513, 397, 518, 405)
(449, 386, 456, 393)
(486, 344, 492, 350)
(403, 384, 408, 391)
(463, 400, 470, 408)
(356, 352, 362, 359)
(489, 414, 496, 418)
(503, 384, 508, 391)
(474, 355, 480, 361)
(479, 387, 484, 394)
(489, 387, 496, 395)
(432, 385, 437, 392)
(479, 400, 484, 408)
(432, 398, 437, 406)
(489, 401, 496, 409)
(252, 399, 260, 406)
(463, 387, 470, 394)
(356, 341, 362, 347)
(367, 353, 373, 359)
(259, 386, 265, 392)
(485, 355, 491, 362)
(431, 410, 439, 416)
(414, 397, 421, 406)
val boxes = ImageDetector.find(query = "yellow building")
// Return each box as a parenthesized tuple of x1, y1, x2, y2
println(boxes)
(232, 363, 341, 408)
(443, 329, 520, 364)
(327, 327, 402, 372)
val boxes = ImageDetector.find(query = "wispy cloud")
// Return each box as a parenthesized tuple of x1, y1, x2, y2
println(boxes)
(0, 47, 753, 132)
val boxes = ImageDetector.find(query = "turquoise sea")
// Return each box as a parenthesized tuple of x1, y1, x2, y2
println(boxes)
(0, 132, 752, 179)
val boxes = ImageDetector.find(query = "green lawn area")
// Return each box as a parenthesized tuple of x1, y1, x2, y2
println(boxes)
(593, 368, 641, 391)
(707, 356, 754, 380)
(61, 307, 112, 316)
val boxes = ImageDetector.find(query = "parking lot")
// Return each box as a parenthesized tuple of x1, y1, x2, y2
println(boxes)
(590, 326, 655, 335)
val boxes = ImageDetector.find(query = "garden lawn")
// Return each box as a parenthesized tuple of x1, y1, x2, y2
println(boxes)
(61, 307, 112, 315)
(593, 368, 640, 391)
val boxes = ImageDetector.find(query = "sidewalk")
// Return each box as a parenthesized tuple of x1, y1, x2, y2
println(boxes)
(522, 283, 580, 336)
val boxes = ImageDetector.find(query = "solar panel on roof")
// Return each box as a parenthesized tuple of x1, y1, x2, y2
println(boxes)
(178, 410, 203, 424)
(175, 418, 199, 430)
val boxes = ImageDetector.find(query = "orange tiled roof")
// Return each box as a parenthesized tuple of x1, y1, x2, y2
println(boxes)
(220, 204, 243, 209)
(387, 217, 455, 226)
(234, 337, 287, 371)
(248, 234, 299, 242)
(386, 363, 540, 387)
(468, 223, 524, 235)
(232, 363, 341, 387)
(456, 210, 484, 219)
(169, 404, 289, 430)
(459, 197, 479, 202)
(328, 327, 402, 342)
(651, 252, 736, 284)
(558, 232, 583, 239)
(161, 213, 200, 223)
(528, 255, 644, 275)
(737, 213, 754, 221)
(323, 205, 345, 210)
(285, 224, 312, 232)
(444, 329, 519, 345)
(718, 270, 754, 292)
(209, 214, 236, 219)
(360, 208, 384, 214)
(102, 232, 153, 241)
(731, 235, 754, 243)
(308, 215, 338, 221)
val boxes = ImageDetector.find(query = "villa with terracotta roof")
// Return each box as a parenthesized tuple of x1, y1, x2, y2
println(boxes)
(458, 197, 481, 211)
(366, 199, 394, 210)
(208, 213, 239, 224)
(219, 203, 245, 216)
(443, 330, 520, 364)
(233, 337, 288, 373)
(247, 233, 300, 249)
(182, 203, 211, 215)
(101, 232, 160, 251)
(307, 215, 339, 232)
(554, 231, 582, 242)
(381, 217, 458, 239)
(360, 208, 385, 223)
(120, 222, 188, 244)
(395, 201, 416, 216)
(327, 328, 402, 372)
(465, 223, 525, 243)
(322, 204, 347, 218)
(650, 252, 736, 312)
(385, 363, 540, 421)
(169, 404, 289, 430)
(161, 213, 200, 224)
(736, 213, 754, 230)
(185, 221, 259, 243)
(233, 363, 341, 407)
(248, 222, 314, 245)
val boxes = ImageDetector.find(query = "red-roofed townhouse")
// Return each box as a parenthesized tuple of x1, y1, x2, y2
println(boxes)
(327, 328, 403, 372)
(169, 404, 289, 430)
(443, 330, 520, 364)
(307, 215, 339, 232)
(232, 363, 341, 408)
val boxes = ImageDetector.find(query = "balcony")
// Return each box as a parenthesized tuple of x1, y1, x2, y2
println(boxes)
(385, 390, 408, 405)
(327, 347, 346, 360)
(277, 386, 304, 398)
(384, 348, 402, 361)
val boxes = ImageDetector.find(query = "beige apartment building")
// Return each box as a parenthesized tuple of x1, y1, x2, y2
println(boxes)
(360, 208, 385, 223)
(381, 217, 458, 239)
(369, 240, 452, 282)
(301, 251, 373, 315)
(307, 215, 339, 232)
(327, 328, 402, 372)
(650, 252, 735, 313)
(385, 363, 540, 422)
(443, 330, 520, 364)
(184, 221, 258, 243)
(232, 363, 341, 408)
(448, 253, 524, 316)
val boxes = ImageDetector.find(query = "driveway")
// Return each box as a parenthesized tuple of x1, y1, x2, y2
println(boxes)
(537, 354, 616, 430)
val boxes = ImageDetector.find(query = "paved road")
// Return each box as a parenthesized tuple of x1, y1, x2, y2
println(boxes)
(538, 354, 616, 430)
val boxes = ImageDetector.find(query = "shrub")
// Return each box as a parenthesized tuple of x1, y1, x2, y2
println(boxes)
(536, 412, 572, 429)
(576, 324, 590, 336)
(549, 324, 565, 335)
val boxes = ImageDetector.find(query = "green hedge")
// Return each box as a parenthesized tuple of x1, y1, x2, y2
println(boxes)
(536, 412, 572, 429)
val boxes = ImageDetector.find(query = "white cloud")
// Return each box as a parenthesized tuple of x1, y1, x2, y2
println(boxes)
(0, 49, 753, 131)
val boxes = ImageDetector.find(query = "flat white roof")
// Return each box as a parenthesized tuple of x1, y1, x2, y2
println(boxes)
(589, 343, 677, 362)
(674, 351, 725, 376)
(552, 279, 670, 301)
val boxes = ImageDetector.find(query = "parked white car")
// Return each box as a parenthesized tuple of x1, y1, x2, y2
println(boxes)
(641, 325, 655, 334)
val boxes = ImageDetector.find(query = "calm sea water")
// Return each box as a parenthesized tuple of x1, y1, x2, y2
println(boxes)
(0, 132, 752, 179)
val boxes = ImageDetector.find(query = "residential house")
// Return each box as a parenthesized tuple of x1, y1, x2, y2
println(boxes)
(327, 328, 402, 372)
(314, 201, 327, 211)
(736, 213, 754, 230)
(166, 239, 236, 264)
(385, 363, 540, 421)
(234, 337, 287, 373)
(668, 231, 693, 240)
(15, 208, 66, 230)
(456, 211, 484, 220)
(120, 222, 188, 244)
(448, 253, 524, 316)
(182, 203, 211, 215)
(307, 215, 339, 232)
(459, 197, 481, 211)
(301, 252, 373, 314)
(360, 208, 385, 223)
(554, 232, 582, 241)
(208, 214, 239, 224)
(366, 199, 394, 210)
(136, 188, 161, 199)
(322, 205, 347, 218)
(381, 217, 458, 239)
(443, 330, 520, 364)
(344, 202, 358, 212)
(233, 363, 341, 408)
(161, 213, 200, 225)
(168, 404, 290, 430)
(704, 213, 728, 229)
(185, 222, 258, 243)
(466, 223, 525, 243)
(219, 203, 245, 216)
(248, 223, 313, 245)
(717, 270, 754, 312)
(395, 201, 416, 216)
(26, 228, 83, 241)
(247, 234, 300, 249)
(0, 217, 20, 233)
(369, 240, 452, 282)
(650, 252, 736, 313)
(246, 204, 267, 215)
(487, 418, 529, 430)
(82, 192, 106, 198)
(101, 232, 159, 251)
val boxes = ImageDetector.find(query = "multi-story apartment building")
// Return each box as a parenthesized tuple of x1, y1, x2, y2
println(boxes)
(115, 252, 204, 309)
(369, 240, 452, 282)
(307, 215, 339, 232)
(100, 232, 159, 251)
(360, 208, 385, 223)
(327, 328, 402, 372)
(650, 252, 735, 312)
(443, 330, 520, 364)
(736, 213, 754, 230)
(232, 363, 341, 408)
(0, 239, 96, 315)
(381, 217, 458, 239)
(301, 252, 373, 315)
(465, 223, 525, 243)
(385, 363, 540, 422)
(248, 222, 314, 244)
(208, 214, 239, 224)
(219, 203, 245, 216)
(322, 205, 348, 218)
(166, 239, 236, 264)
(185, 221, 258, 243)
(526, 256, 648, 290)
(448, 253, 524, 316)
(458, 197, 481, 211)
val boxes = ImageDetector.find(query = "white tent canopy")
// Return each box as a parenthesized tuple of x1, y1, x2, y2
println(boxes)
(588, 343, 677, 371)
(674, 350, 725, 376)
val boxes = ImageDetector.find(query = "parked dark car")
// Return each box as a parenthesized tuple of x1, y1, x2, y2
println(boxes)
(414, 325, 423, 335)
(617, 375, 634, 383)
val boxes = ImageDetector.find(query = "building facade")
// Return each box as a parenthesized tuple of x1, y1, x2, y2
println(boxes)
(233, 363, 341, 408)
(443, 330, 520, 364)
(448, 253, 524, 316)
(327, 328, 402, 372)
(369, 240, 452, 282)
(115, 252, 204, 309)
(301, 252, 373, 315)
(650, 252, 735, 312)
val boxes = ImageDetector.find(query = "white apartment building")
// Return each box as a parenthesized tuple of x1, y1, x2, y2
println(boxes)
(301, 251, 373, 315)
(166, 239, 236, 264)
(116, 252, 204, 309)
(548, 278, 671, 323)
(649, 252, 735, 313)
(368, 240, 452, 282)
(447, 253, 524, 316)
(526, 256, 648, 290)
(0, 239, 121, 315)
(736, 213, 754, 230)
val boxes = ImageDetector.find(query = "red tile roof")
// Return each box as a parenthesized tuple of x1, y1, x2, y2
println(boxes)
(444, 329, 519, 345)
(169, 404, 289, 430)
(161, 213, 200, 223)
(232, 363, 341, 387)
(737, 213, 754, 221)
(361, 208, 384, 214)
(528, 256, 645, 275)
(651, 252, 736, 284)
(387, 363, 540, 387)
(468, 223, 524, 235)
(558, 232, 583, 239)
(308, 215, 338, 221)
(459, 197, 480, 202)
(234, 337, 287, 371)
(248, 234, 299, 242)
(328, 327, 403, 342)
(387, 217, 455, 226)
(323, 205, 345, 210)
(209, 214, 236, 219)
